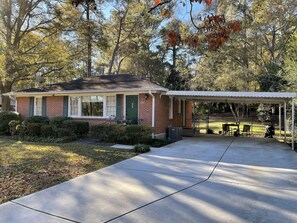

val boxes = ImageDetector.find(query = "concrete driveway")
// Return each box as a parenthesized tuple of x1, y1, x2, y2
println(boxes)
(1, 135, 297, 223)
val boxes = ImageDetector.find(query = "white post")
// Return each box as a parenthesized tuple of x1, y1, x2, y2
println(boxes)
(284, 102, 287, 143)
(292, 98, 295, 150)
(279, 104, 282, 137)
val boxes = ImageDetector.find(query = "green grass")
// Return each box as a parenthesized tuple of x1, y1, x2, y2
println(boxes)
(0, 137, 137, 204)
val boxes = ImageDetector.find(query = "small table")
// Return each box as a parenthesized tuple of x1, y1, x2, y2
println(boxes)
(228, 123, 240, 135)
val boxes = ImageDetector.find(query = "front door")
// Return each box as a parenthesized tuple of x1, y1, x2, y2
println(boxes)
(126, 95, 138, 124)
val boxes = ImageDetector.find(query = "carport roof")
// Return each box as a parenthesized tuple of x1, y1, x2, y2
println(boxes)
(166, 91, 296, 103)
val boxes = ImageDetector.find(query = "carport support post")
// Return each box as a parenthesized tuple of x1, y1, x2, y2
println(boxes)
(279, 104, 282, 137)
(284, 102, 287, 143)
(292, 98, 295, 150)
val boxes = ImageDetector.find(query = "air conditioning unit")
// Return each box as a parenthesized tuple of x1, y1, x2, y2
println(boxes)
(167, 127, 182, 142)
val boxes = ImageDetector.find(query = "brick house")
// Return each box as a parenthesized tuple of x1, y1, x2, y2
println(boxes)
(11, 75, 192, 137)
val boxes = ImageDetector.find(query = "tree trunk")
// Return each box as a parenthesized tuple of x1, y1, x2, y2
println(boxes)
(0, 84, 12, 111)
(86, 1, 92, 77)
(2, 96, 11, 111)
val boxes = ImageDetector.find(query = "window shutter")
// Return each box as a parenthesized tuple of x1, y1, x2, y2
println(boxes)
(63, 96, 69, 117)
(42, 97, 46, 117)
(29, 97, 34, 117)
(116, 94, 122, 119)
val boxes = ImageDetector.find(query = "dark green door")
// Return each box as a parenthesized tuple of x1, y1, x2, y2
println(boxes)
(126, 95, 138, 124)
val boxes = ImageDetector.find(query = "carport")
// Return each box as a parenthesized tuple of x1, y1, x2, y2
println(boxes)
(166, 91, 297, 150)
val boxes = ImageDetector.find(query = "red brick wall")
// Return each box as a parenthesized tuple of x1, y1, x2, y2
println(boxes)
(139, 93, 152, 127)
(17, 97, 30, 119)
(46, 96, 63, 117)
(186, 101, 193, 128)
(154, 94, 170, 134)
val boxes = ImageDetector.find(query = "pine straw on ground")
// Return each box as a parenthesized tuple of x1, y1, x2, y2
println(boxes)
(0, 137, 137, 204)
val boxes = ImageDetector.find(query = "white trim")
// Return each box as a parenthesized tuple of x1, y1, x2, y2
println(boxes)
(34, 96, 42, 116)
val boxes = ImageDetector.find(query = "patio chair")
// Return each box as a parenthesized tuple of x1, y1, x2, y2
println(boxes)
(222, 124, 231, 135)
(242, 125, 251, 136)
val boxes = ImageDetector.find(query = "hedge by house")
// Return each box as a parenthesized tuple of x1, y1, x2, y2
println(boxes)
(90, 124, 153, 144)
(12, 116, 89, 143)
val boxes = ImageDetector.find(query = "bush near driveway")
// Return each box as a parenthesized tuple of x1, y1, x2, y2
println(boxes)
(0, 137, 137, 204)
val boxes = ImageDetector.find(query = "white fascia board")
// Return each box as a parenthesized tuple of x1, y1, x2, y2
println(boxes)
(11, 88, 168, 97)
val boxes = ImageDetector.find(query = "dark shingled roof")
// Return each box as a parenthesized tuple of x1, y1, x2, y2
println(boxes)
(19, 74, 167, 93)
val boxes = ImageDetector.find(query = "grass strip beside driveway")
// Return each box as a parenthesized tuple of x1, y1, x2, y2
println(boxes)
(0, 137, 137, 204)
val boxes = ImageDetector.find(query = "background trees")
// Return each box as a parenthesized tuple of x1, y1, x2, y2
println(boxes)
(0, 0, 296, 111)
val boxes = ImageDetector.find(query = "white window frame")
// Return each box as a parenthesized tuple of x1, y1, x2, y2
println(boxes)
(34, 97, 42, 116)
(68, 94, 117, 119)
(169, 97, 173, 119)
(69, 96, 80, 117)
(106, 95, 116, 118)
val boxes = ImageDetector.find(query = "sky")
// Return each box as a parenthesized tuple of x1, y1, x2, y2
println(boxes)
(101, 0, 205, 23)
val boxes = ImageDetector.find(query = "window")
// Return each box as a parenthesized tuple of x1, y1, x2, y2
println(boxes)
(169, 97, 173, 119)
(70, 96, 79, 116)
(106, 96, 116, 117)
(35, 97, 42, 116)
(81, 96, 103, 117)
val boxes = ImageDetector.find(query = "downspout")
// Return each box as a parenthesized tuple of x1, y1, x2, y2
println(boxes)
(149, 90, 155, 138)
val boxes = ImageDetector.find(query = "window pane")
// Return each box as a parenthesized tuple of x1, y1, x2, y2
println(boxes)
(106, 96, 116, 117)
(35, 98, 42, 116)
(70, 97, 79, 116)
(82, 96, 103, 116)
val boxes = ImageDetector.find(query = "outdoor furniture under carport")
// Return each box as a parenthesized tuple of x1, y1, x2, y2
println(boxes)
(166, 91, 297, 150)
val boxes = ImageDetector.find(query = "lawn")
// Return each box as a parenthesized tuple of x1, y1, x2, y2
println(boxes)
(0, 137, 137, 204)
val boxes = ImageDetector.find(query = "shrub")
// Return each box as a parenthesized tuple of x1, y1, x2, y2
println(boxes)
(27, 123, 44, 136)
(8, 120, 22, 135)
(41, 125, 55, 137)
(0, 112, 21, 134)
(134, 144, 150, 153)
(90, 124, 152, 144)
(56, 128, 73, 138)
(90, 124, 126, 142)
(50, 116, 74, 128)
(125, 125, 153, 144)
(16, 124, 27, 137)
(75, 122, 89, 135)
(27, 116, 49, 124)
(90, 124, 113, 142)
(62, 120, 89, 135)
